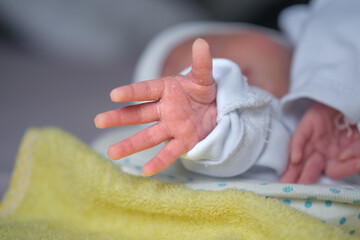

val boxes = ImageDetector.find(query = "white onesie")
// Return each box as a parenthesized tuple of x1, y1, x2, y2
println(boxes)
(93, 0, 360, 180)
(133, 22, 295, 178)
(180, 59, 290, 177)
(132, 0, 360, 178)
(183, 0, 360, 175)
(279, 0, 360, 131)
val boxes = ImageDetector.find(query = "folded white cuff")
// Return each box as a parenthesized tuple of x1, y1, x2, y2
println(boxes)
(180, 59, 289, 177)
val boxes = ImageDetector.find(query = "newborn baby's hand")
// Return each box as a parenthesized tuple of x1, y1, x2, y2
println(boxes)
(94, 39, 217, 176)
(281, 102, 360, 184)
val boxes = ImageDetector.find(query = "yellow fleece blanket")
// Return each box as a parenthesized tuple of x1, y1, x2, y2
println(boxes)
(0, 127, 357, 239)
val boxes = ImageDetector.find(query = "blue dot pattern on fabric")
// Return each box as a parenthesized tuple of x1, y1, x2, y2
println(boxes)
(306, 196, 317, 200)
(329, 188, 340, 194)
(218, 183, 227, 187)
(339, 217, 346, 225)
(124, 158, 130, 163)
(305, 201, 312, 208)
(325, 200, 332, 207)
(135, 165, 142, 170)
(349, 230, 355, 235)
(186, 177, 194, 182)
(283, 199, 291, 205)
(283, 186, 293, 193)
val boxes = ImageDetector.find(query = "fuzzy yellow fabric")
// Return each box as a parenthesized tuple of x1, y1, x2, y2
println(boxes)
(0, 127, 357, 239)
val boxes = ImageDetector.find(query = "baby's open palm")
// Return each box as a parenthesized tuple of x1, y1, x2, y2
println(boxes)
(281, 102, 360, 184)
(95, 39, 217, 176)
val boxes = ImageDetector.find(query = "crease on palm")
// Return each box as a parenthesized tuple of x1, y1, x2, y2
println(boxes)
(94, 39, 217, 176)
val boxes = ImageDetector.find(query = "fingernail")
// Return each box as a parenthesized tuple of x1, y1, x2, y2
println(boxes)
(339, 149, 355, 161)
(110, 88, 123, 101)
(142, 167, 154, 177)
(107, 146, 120, 160)
(94, 114, 103, 128)
(110, 89, 117, 101)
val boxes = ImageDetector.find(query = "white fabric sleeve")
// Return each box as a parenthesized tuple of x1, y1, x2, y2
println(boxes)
(280, 0, 360, 131)
(179, 59, 286, 177)
(278, 4, 309, 46)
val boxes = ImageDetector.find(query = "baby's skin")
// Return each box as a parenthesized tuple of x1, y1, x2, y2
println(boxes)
(95, 34, 360, 183)
(281, 102, 360, 184)
(161, 30, 291, 99)
(95, 39, 217, 176)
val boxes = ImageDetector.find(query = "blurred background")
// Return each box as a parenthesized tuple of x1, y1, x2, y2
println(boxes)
(0, 0, 309, 196)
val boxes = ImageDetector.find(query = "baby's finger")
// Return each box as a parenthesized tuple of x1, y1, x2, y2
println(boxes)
(94, 102, 159, 129)
(339, 141, 360, 161)
(110, 79, 165, 102)
(142, 139, 187, 176)
(107, 123, 170, 160)
(297, 152, 325, 184)
(290, 119, 313, 164)
(325, 158, 360, 179)
(304, 144, 316, 162)
(280, 162, 303, 183)
(188, 38, 214, 86)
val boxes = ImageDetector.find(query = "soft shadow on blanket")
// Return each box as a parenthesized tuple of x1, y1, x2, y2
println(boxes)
(0, 127, 357, 239)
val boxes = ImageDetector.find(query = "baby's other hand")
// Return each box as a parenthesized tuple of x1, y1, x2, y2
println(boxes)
(94, 39, 217, 176)
(281, 102, 360, 184)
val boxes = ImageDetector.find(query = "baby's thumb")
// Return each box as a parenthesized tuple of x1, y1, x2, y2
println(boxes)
(189, 38, 214, 86)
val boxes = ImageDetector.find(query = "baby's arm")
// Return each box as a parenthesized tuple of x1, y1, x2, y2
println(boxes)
(94, 39, 217, 176)
(281, 102, 360, 184)
(279, 0, 360, 184)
